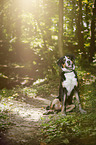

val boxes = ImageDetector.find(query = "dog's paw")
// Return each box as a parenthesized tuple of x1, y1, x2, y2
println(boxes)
(79, 109, 87, 114)
(43, 110, 54, 115)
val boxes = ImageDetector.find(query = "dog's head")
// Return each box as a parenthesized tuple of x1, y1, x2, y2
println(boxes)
(57, 55, 75, 71)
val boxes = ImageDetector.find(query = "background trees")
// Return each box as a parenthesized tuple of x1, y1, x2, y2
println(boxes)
(0, 1, 96, 144)
(0, 0, 96, 88)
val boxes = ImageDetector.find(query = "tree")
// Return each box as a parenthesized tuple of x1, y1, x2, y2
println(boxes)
(89, 0, 96, 62)
(58, 0, 63, 57)
(76, 0, 85, 56)
(0, 0, 95, 68)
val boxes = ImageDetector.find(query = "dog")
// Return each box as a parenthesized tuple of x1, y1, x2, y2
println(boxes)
(45, 55, 86, 115)
(57, 54, 86, 115)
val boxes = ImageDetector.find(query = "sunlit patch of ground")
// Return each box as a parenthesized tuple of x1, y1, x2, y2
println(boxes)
(0, 93, 51, 144)
(1, 99, 44, 121)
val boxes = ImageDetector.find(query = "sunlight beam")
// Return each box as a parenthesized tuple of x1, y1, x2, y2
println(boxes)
(20, 0, 36, 8)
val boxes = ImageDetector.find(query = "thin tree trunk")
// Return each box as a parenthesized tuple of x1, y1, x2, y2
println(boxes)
(77, 0, 85, 55)
(58, 0, 63, 57)
(89, 0, 96, 62)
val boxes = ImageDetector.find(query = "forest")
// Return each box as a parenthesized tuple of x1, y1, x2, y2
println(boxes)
(0, 0, 96, 145)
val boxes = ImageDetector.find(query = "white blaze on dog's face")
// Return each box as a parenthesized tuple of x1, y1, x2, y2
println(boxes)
(62, 56, 75, 71)
(65, 56, 72, 68)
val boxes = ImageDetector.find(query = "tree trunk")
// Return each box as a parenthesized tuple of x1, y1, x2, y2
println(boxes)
(77, 0, 85, 55)
(58, 0, 63, 57)
(89, 0, 96, 62)
(0, 1, 4, 40)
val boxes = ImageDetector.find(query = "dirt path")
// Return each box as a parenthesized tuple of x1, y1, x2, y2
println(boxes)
(0, 94, 52, 145)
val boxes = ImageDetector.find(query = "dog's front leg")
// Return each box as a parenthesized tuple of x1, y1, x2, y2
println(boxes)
(75, 92, 86, 114)
(61, 93, 66, 115)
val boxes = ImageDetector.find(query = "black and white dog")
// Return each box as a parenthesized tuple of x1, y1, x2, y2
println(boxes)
(57, 55, 86, 115)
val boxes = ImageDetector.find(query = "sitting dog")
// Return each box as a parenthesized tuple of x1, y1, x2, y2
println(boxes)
(57, 55, 86, 115)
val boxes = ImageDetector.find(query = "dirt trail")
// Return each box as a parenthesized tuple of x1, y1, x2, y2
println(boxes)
(0, 95, 52, 145)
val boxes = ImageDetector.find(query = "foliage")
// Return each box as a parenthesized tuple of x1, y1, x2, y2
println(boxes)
(0, 111, 12, 130)
(41, 112, 96, 145)
(0, 0, 96, 73)
(0, 89, 16, 130)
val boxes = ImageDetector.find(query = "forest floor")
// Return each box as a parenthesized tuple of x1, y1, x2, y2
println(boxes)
(0, 66, 96, 145)
(0, 83, 53, 145)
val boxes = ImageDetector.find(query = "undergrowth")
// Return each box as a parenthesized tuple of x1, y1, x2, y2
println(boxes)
(0, 66, 96, 145)
(41, 111, 96, 145)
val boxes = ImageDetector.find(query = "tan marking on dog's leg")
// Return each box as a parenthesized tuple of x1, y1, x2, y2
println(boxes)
(66, 104, 75, 112)
(50, 102, 53, 109)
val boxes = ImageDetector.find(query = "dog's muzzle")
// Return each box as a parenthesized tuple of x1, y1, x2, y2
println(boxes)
(65, 57, 73, 69)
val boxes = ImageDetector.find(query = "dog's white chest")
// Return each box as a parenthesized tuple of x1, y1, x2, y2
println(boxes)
(62, 72, 77, 96)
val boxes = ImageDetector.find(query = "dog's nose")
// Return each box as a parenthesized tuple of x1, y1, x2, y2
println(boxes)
(67, 60, 70, 65)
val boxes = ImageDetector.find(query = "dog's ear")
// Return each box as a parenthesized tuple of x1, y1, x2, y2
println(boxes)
(57, 56, 65, 68)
